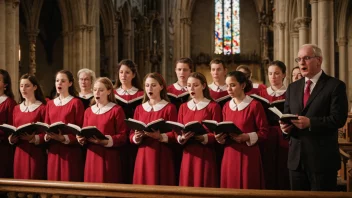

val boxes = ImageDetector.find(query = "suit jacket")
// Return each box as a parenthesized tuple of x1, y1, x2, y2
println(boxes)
(284, 71, 348, 172)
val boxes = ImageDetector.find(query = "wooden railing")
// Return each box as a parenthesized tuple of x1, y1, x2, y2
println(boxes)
(0, 179, 352, 198)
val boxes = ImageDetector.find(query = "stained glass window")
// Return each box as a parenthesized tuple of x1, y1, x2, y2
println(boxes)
(214, 0, 240, 55)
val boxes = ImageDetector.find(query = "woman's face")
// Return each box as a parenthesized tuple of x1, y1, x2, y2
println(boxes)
(187, 77, 205, 99)
(78, 72, 92, 91)
(55, 73, 72, 95)
(145, 77, 163, 100)
(93, 81, 111, 104)
(226, 76, 245, 99)
(268, 65, 285, 87)
(119, 65, 135, 85)
(291, 68, 302, 82)
(20, 79, 37, 100)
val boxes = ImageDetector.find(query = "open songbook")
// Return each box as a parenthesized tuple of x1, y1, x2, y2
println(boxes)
(268, 106, 298, 123)
(202, 120, 242, 135)
(0, 123, 38, 136)
(35, 121, 67, 134)
(165, 121, 207, 136)
(125, 118, 171, 133)
(66, 124, 108, 140)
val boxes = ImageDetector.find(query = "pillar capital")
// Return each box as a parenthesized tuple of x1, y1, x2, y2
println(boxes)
(348, 37, 352, 47)
(180, 17, 192, 25)
(337, 37, 347, 46)
(294, 17, 311, 29)
(276, 22, 286, 30)
(291, 32, 299, 38)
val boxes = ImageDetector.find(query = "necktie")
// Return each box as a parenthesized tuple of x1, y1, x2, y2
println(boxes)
(303, 80, 312, 107)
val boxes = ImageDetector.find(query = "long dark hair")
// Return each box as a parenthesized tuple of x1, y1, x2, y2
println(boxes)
(226, 71, 253, 93)
(55, 70, 78, 97)
(19, 74, 47, 104)
(0, 69, 14, 99)
(114, 59, 143, 91)
(188, 72, 214, 101)
(142, 73, 170, 103)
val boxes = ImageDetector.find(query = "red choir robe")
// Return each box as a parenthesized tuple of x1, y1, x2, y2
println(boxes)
(83, 102, 128, 183)
(114, 86, 144, 184)
(221, 96, 268, 189)
(12, 101, 47, 179)
(208, 82, 230, 107)
(130, 100, 177, 185)
(0, 95, 16, 178)
(167, 83, 187, 97)
(258, 86, 289, 190)
(45, 96, 85, 181)
(178, 98, 221, 187)
(246, 83, 266, 95)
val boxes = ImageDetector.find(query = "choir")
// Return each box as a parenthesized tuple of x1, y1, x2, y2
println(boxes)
(0, 58, 295, 190)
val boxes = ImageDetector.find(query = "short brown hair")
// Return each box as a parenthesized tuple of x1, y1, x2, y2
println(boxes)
(176, 57, 193, 70)
(209, 58, 226, 69)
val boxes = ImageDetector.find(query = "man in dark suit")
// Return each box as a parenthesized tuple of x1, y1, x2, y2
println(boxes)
(280, 44, 348, 191)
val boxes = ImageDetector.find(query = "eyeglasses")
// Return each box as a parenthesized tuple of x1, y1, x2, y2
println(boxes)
(294, 56, 318, 63)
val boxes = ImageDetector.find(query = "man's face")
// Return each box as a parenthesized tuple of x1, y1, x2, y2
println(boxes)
(296, 46, 322, 79)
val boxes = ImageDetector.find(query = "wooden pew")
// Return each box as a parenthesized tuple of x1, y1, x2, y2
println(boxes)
(0, 179, 351, 198)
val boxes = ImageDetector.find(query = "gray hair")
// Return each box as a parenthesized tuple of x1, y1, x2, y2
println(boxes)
(77, 68, 96, 83)
(300, 44, 322, 57)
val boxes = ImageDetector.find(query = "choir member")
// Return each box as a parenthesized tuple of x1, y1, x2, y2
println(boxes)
(216, 71, 268, 189)
(208, 59, 230, 108)
(236, 65, 266, 95)
(8, 74, 47, 179)
(130, 72, 177, 185)
(167, 57, 192, 110)
(291, 66, 302, 83)
(77, 68, 96, 109)
(77, 77, 127, 183)
(178, 72, 221, 187)
(45, 70, 85, 181)
(114, 59, 144, 184)
(257, 60, 289, 190)
(166, 57, 192, 184)
(0, 69, 17, 178)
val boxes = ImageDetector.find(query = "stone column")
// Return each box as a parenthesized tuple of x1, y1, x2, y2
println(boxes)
(318, 0, 334, 76)
(180, 17, 192, 58)
(292, 32, 299, 68)
(26, 29, 39, 75)
(310, 0, 318, 44)
(0, 0, 5, 66)
(113, 18, 119, 78)
(277, 22, 286, 61)
(105, 35, 114, 78)
(348, 37, 352, 107)
(337, 38, 347, 83)
(296, 17, 311, 46)
(123, 29, 131, 59)
(5, 0, 19, 98)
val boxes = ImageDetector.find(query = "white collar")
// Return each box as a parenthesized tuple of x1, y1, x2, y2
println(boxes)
(305, 69, 322, 85)
(53, 95, 74, 106)
(229, 95, 253, 111)
(187, 98, 211, 111)
(20, 100, 42, 112)
(91, 102, 116, 114)
(142, 100, 168, 112)
(79, 93, 93, 99)
(252, 83, 259, 88)
(209, 82, 227, 92)
(173, 82, 187, 91)
(0, 95, 8, 105)
(116, 86, 138, 95)
(266, 85, 286, 97)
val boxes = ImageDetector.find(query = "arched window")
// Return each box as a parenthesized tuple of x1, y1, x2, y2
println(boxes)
(214, 0, 240, 55)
